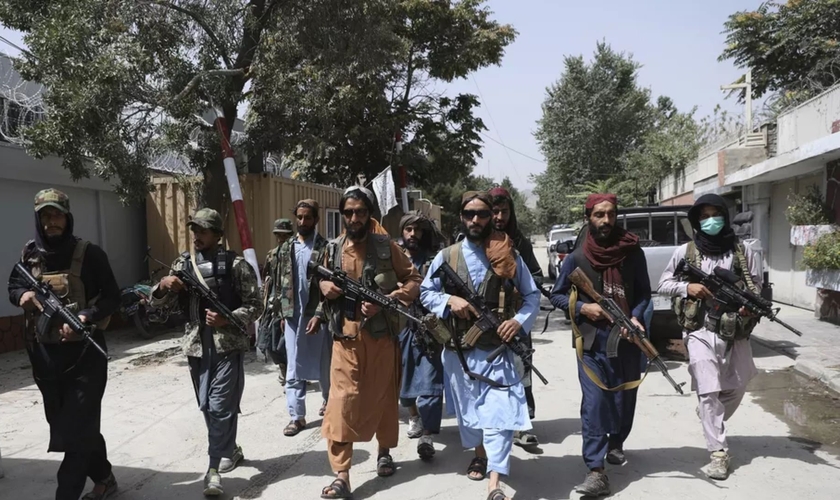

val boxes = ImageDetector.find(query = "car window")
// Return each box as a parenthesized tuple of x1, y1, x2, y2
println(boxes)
(623, 216, 650, 241)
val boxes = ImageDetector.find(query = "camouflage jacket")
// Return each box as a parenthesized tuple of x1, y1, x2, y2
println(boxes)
(262, 246, 281, 318)
(277, 234, 328, 320)
(150, 253, 263, 357)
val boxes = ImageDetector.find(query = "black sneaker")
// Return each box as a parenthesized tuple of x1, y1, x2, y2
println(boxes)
(606, 448, 626, 465)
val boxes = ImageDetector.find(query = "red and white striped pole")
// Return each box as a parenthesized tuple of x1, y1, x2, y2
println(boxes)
(212, 114, 262, 293)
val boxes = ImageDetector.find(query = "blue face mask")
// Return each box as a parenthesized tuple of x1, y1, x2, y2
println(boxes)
(700, 216, 725, 236)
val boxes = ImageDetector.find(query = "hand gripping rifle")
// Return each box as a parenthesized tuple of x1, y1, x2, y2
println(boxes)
(13, 262, 109, 360)
(569, 268, 685, 394)
(432, 260, 548, 386)
(147, 252, 248, 335)
(675, 259, 804, 337)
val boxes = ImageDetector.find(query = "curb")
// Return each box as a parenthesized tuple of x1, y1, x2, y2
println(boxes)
(793, 356, 840, 395)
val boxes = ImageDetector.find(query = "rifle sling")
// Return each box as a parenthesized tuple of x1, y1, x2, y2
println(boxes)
(570, 285, 649, 392)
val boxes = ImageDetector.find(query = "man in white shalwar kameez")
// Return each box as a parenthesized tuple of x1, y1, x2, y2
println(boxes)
(421, 191, 539, 500)
(658, 194, 761, 481)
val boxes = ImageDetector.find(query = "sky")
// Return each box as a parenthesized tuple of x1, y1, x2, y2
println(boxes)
(0, 0, 765, 192)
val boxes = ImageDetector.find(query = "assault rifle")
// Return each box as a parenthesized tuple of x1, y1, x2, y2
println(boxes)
(13, 262, 109, 359)
(432, 260, 549, 386)
(675, 259, 804, 337)
(147, 252, 248, 335)
(307, 262, 451, 349)
(569, 268, 685, 394)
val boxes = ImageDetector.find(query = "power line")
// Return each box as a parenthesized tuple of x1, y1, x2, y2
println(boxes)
(478, 131, 546, 164)
(0, 35, 31, 57)
(471, 75, 527, 187)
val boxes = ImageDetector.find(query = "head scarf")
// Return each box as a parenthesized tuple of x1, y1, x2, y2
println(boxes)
(460, 190, 492, 210)
(460, 191, 516, 278)
(582, 194, 638, 314)
(688, 194, 736, 257)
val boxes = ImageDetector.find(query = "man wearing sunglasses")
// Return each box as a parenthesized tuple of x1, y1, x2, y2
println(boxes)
(420, 191, 540, 500)
(317, 186, 422, 499)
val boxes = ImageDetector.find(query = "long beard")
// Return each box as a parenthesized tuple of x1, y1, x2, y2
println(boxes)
(344, 219, 369, 241)
(589, 221, 614, 244)
(298, 225, 314, 237)
(466, 222, 492, 242)
(404, 238, 419, 250)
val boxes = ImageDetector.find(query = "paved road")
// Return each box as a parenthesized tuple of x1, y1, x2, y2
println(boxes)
(1, 240, 838, 499)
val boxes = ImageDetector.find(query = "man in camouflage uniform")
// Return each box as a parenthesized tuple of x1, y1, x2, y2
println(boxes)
(257, 218, 294, 382)
(276, 200, 332, 436)
(150, 208, 262, 497)
(8, 188, 120, 499)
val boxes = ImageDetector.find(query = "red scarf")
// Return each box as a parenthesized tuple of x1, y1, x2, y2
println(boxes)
(582, 226, 639, 315)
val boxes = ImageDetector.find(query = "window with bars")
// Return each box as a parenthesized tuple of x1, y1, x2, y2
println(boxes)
(326, 209, 342, 240)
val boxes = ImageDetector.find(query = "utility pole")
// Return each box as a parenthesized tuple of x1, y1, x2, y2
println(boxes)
(721, 69, 753, 132)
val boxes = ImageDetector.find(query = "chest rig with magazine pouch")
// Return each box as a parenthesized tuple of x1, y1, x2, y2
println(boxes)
(24, 240, 111, 345)
(180, 247, 241, 322)
(672, 242, 759, 342)
(440, 241, 521, 350)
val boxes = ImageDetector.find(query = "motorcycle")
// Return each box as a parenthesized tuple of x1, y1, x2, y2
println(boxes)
(120, 256, 187, 339)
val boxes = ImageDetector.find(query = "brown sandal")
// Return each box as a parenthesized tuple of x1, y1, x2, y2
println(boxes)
(284, 419, 305, 436)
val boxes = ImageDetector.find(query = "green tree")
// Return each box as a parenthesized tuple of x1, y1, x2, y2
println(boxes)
(425, 173, 494, 239)
(720, 0, 840, 108)
(0, 0, 515, 209)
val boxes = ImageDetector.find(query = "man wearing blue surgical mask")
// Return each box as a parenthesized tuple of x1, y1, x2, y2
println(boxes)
(657, 194, 762, 481)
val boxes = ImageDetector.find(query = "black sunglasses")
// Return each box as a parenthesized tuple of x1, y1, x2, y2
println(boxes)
(461, 209, 492, 219)
(342, 208, 369, 218)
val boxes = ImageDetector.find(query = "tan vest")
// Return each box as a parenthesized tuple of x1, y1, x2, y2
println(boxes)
(27, 240, 111, 344)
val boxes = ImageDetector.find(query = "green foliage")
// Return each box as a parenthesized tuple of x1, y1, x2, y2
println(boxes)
(785, 185, 834, 226)
(0, 0, 515, 209)
(496, 177, 536, 237)
(803, 230, 840, 270)
(720, 0, 840, 107)
(424, 173, 495, 239)
(533, 42, 703, 226)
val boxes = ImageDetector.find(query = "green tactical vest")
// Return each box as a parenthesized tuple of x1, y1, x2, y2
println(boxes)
(672, 241, 759, 341)
(440, 241, 520, 351)
(324, 233, 405, 339)
(277, 234, 328, 319)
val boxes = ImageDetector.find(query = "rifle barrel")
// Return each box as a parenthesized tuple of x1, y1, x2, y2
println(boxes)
(650, 356, 685, 394)
(770, 316, 804, 337)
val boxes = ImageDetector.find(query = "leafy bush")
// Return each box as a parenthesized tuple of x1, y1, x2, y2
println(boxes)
(785, 185, 833, 226)
(803, 230, 840, 270)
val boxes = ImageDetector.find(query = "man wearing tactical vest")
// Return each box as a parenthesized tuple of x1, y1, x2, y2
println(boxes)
(257, 218, 294, 383)
(657, 194, 762, 481)
(7, 188, 121, 500)
(317, 187, 421, 499)
(149, 208, 262, 497)
(420, 191, 540, 500)
(397, 211, 444, 460)
(276, 199, 332, 437)
(549, 193, 651, 498)
(488, 186, 542, 448)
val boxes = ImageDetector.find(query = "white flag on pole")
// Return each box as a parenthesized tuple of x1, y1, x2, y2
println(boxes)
(371, 166, 399, 217)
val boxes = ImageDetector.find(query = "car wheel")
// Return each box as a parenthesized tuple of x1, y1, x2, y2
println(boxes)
(548, 262, 556, 280)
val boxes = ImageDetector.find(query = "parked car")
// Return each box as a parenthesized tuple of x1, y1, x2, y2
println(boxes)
(571, 205, 694, 339)
(547, 228, 579, 279)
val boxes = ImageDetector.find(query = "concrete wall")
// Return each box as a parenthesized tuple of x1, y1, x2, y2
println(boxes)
(777, 84, 840, 155)
(0, 142, 146, 347)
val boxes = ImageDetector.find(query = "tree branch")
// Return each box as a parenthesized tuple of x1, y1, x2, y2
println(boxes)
(172, 68, 246, 103)
(141, 0, 234, 69)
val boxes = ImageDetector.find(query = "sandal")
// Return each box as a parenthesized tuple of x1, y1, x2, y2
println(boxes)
(284, 419, 306, 437)
(320, 478, 353, 499)
(81, 472, 118, 499)
(487, 488, 507, 500)
(466, 456, 487, 481)
(376, 453, 396, 477)
(513, 430, 539, 447)
(319, 400, 327, 417)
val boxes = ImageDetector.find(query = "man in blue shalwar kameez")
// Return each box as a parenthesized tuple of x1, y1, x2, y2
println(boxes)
(421, 191, 539, 500)
(550, 193, 651, 497)
(275, 199, 333, 437)
(397, 211, 444, 460)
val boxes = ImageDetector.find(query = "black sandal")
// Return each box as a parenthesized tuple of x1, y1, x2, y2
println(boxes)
(319, 400, 327, 417)
(284, 419, 305, 436)
(487, 488, 507, 500)
(467, 456, 488, 481)
(320, 478, 353, 499)
(376, 453, 396, 477)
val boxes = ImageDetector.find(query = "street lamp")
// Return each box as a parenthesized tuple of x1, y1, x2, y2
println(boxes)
(721, 69, 753, 133)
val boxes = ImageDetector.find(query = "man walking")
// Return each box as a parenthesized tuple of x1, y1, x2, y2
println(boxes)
(550, 193, 651, 497)
(276, 200, 332, 436)
(258, 218, 294, 382)
(421, 191, 540, 500)
(658, 194, 761, 480)
(317, 187, 421, 499)
(8, 188, 120, 499)
(397, 211, 444, 459)
(150, 208, 262, 497)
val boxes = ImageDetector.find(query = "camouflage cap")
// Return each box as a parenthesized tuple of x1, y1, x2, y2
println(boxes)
(34, 188, 70, 214)
(273, 218, 293, 234)
(188, 208, 224, 233)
